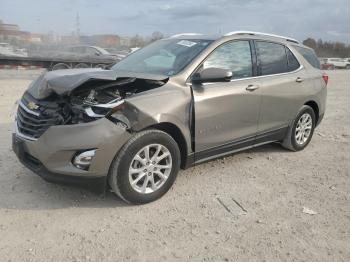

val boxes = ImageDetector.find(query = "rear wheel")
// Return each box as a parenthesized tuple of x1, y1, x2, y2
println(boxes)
(281, 105, 316, 151)
(108, 130, 180, 204)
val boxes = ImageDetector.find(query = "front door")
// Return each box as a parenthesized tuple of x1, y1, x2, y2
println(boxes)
(192, 40, 261, 160)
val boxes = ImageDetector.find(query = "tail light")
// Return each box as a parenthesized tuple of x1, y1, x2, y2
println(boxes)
(322, 73, 329, 86)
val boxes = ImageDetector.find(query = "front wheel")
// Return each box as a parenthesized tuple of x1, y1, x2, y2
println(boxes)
(108, 130, 180, 204)
(281, 105, 316, 151)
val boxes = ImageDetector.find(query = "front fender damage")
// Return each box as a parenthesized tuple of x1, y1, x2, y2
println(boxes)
(22, 68, 169, 128)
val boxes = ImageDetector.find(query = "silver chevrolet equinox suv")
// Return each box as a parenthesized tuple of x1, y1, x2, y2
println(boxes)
(13, 31, 328, 204)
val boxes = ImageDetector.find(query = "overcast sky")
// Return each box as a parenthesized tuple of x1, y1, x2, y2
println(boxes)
(0, 0, 349, 42)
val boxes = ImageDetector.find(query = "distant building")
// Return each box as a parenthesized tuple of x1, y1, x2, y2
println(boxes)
(1, 23, 20, 31)
(0, 21, 30, 42)
(120, 37, 131, 47)
(40, 31, 62, 43)
(59, 34, 79, 45)
(29, 33, 42, 43)
(80, 34, 120, 47)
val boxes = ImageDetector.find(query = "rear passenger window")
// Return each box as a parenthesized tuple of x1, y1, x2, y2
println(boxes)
(256, 41, 289, 75)
(286, 48, 300, 71)
(293, 46, 321, 69)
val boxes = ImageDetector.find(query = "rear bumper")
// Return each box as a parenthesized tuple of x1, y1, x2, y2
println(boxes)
(13, 117, 132, 193)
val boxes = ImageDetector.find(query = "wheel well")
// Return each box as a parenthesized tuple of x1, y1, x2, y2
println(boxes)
(148, 122, 188, 169)
(304, 101, 319, 124)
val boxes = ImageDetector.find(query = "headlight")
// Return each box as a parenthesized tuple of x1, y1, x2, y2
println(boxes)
(84, 100, 129, 129)
(84, 100, 124, 118)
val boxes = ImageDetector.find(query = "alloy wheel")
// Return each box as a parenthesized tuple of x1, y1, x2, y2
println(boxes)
(128, 144, 172, 194)
(295, 113, 313, 145)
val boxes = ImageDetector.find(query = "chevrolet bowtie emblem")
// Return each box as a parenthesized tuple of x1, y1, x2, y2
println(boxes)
(27, 101, 39, 110)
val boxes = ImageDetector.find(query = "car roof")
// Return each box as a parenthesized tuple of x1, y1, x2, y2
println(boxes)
(167, 31, 307, 48)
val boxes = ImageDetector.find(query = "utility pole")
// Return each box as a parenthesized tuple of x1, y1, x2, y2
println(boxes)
(76, 12, 80, 43)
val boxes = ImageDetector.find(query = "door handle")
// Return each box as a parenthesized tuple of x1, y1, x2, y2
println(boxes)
(296, 77, 304, 83)
(246, 84, 260, 91)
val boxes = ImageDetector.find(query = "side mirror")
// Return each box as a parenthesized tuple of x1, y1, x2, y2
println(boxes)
(192, 67, 232, 84)
(95, 52, 101, 56)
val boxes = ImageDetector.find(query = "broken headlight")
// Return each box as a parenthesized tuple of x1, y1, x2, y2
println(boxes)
(84, 100, 129, 129)
(84, 99, 125, 118)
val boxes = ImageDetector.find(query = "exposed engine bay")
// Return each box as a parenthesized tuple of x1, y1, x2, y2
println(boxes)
(68, 77, 166, 123)
(17, 69, 168, 139)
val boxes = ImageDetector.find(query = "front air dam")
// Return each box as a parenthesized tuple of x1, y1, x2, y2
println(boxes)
(13, 117, 132, 194)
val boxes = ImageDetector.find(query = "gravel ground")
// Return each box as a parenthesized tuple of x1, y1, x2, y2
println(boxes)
(0, 70, 349, 262)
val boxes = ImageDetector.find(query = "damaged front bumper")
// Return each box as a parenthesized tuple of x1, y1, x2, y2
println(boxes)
(12, 118, 132, 194)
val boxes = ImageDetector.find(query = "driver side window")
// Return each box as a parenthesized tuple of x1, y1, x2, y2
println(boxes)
(203, 41, 253, 79)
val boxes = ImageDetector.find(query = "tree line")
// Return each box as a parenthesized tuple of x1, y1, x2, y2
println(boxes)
(129, 31, 164, 48)
(303, 38, 350, 58)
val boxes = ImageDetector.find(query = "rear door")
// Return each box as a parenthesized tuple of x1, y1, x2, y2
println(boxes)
(255, 41, 309, 138)
(192, 40, 261, 156)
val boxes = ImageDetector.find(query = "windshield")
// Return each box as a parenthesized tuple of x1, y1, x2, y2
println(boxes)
(112, 39, 213, 76)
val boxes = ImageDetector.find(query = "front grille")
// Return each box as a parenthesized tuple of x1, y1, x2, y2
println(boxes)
(16, 97, 62, 139)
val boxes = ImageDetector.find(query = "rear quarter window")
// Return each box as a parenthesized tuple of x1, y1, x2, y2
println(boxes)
(293, 46, 320, 69)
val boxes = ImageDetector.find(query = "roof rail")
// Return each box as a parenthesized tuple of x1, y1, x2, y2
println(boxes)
(170, 33, 203, 38)
(224, 31, 299, 44)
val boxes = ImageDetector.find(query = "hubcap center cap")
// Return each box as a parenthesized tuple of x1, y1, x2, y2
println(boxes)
(146, 164, 154, 173)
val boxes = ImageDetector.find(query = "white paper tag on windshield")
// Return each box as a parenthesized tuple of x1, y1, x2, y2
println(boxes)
(176, 40, 197, 47)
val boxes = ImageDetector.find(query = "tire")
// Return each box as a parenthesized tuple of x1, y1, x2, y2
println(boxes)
(74, 63, 89, 69)
(346, 65, 350, 70)
(51, 63, 70, 71)
(108, 129, 181, 204)
(281, 105, 316, 151)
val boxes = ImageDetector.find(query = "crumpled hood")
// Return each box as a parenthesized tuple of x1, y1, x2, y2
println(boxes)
(27, 68, 168, 99)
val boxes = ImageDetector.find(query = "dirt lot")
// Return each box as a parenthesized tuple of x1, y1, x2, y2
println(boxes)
(0, 70, 349, 262)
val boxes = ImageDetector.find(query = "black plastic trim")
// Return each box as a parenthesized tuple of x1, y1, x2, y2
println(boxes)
(189, 127, 288, 166)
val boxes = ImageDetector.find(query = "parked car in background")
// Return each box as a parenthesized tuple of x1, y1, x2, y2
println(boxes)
(320, 58, 335, 70)
(342, 58, 350, 69)
(321, 57, 350, 69)
(30, 45, 122, 70)
(13, 31, 327, 204)
(104, 48, 130, 60)
(0, 43, 28, 57)
(64, 45, 121, 60)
